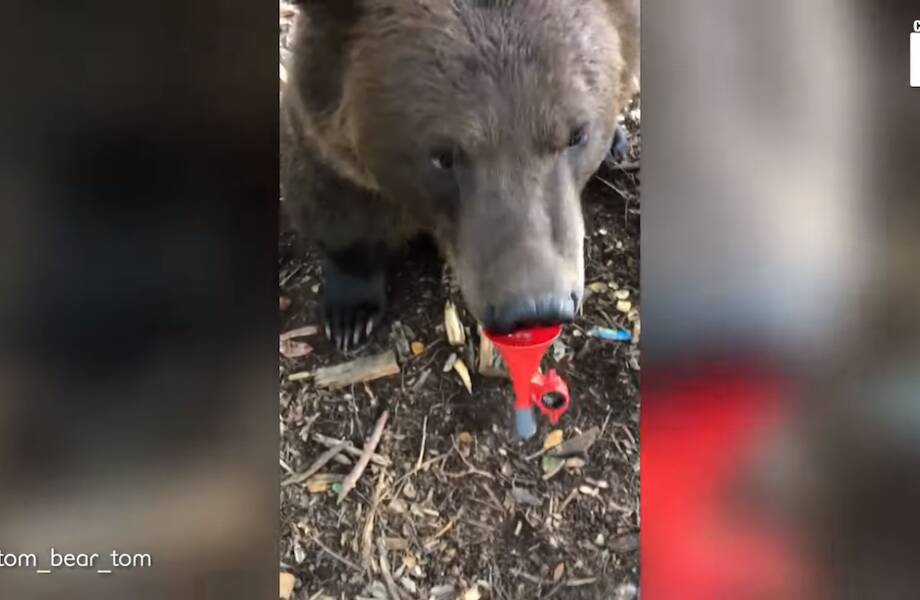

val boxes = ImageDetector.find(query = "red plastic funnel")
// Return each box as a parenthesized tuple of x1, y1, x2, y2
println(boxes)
(483, 325, 570, 438)
(484, 325, 561, 410)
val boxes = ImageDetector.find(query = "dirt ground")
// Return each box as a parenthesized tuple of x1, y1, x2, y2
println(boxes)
(279, 5, 640, 599)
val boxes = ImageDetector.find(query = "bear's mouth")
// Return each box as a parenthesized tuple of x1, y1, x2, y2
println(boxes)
(480, 292, 578, 335)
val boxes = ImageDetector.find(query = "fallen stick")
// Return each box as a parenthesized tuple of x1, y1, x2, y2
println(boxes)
(415, 415, 428, 471)
(566, 577, 598, 587)
(423, 511, 461, 546)
(313, 433, 390, 467)
(338, 410, 389, 505)
(313, 351, 400, 389)
(594, 175, 630, 200)
(281, 442, 347, 487)
(451, 437, 494, 480)
(385, 453, 449, 500)
(377, 536, 404, 600)
(510, 568, 551, 586)
(361, 472, 388, 569)
(310, 535, 362, 573)
(280, 325, 319, 341)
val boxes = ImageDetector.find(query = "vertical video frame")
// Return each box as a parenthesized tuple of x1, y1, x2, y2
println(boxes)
(278, 2, 640, 598)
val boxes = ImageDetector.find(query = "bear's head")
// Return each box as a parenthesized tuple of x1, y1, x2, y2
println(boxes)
(305, 0, 634, 333)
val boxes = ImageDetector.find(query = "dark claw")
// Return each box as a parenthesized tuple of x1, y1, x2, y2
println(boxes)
(320, 260, 387, 353)
(351, 320, 362, 348)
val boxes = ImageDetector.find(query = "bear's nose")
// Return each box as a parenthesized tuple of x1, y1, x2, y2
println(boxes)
(484, 292, 577, 334)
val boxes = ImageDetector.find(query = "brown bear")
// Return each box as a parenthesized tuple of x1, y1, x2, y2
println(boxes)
(281, 0, 639, 350)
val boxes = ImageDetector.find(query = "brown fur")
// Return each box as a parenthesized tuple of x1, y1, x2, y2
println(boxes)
(282, 0, 639, 340)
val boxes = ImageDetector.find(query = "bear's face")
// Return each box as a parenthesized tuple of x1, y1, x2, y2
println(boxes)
(349, 0, 625, 330)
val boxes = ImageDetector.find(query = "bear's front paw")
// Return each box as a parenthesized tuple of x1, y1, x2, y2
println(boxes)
(321, 265, 387, 352)
(606, 124, 631, 163)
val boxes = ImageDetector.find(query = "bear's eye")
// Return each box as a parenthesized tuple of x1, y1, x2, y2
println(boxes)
(568, 126, 589, 148)
(430, 148, 454, 170)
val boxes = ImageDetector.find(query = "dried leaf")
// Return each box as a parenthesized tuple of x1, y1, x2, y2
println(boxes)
(279, 330, 313, 356)
(552, 339, 568, 361)
(400, 576, 418, 595)
(411, 341, 425, 355)
(565, 457, 586, 469)
(541, 455, 565, 480)
(453, 359, 473, 393)
(553, 562, 565, 583)
(550, 426, 600, 458)
(511, 486, 542, 507)
(444, 301, 466, 346)
(384, 537, 408, 551)
(403, 482, 417, 499)
(477, 328, 506, 378)
(585, 476, 609, 489)
(459, 586, 481, 600)
(307, 479, 330, 493)
(280, 339, 313, 359)
(543, 429, 564, 450)
(578, 484, 600, 497)
(616, 299, 633, 313)
(457, 431, 474, 445)
(614, 289, 631, 300)
(293, 543, 307, 564)
(587, 281, 608, 294)
(279, 572, 296, 600)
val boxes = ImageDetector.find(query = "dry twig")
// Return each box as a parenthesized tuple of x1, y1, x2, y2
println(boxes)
(310, 535, 362, 573)
(510, 568, 550, 585)
(416, 415, 428, 470)
(281, 442, 347, 487)
(361, 472, 388, 569)
(338, 410, 389, 504)
(377, 537, 404, 600)
(313, 433, 390, 466)
(280, 325, 319, 341)
(314, 351, 400, 389)
(451, 437, 494, 479)
(386, 453, 450, 500)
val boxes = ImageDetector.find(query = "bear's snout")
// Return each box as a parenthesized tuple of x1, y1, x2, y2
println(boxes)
(483, 291, 579, 335)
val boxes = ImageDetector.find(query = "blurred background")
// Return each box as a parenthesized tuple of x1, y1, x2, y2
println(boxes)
(0, 1, 278, 598)
(643, 1, 920, 598)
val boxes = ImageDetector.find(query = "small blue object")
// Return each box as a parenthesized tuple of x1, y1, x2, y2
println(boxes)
(587, 326, 632, 342)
